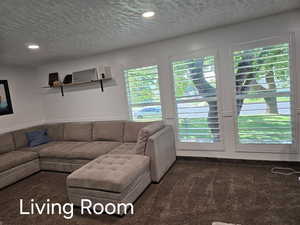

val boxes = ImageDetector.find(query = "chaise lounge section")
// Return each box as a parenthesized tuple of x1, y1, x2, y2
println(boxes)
(67, 154, 151, 214)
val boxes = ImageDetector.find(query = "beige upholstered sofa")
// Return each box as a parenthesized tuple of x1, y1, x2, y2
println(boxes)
(0, 120, 176, 190)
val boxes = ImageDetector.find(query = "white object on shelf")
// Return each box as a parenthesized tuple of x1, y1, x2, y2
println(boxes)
(72, 68, 99, 83)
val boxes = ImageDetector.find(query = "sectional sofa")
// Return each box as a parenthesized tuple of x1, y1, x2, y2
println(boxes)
(0, 120, 176, 209)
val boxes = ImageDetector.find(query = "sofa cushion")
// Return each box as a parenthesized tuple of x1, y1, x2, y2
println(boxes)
(13, 125, 45, 149)
(109, 143, 137, 155)
(123, 121, 152, 142)
(46, 123, 64, 141)
(134, 121, 164, 154)
(17, 142, 58, 153)
(68, 141, 121, 160)
(26, 129, 50, 147)
(39, 142, 87, 159)
(0, 133, 15, 154)
(64, 122, 92, 142)
(92, 121, 124, 142)
(38, 141, 120, 160)
(39, 158, 90, 172)
(67, 154, 150, 193)
(0, 151, 39, 173)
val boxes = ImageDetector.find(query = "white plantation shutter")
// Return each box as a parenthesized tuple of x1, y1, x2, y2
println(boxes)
(124, 65, 162, 121)
(172, 55, 221, 143)
(233, 43, 293, 144)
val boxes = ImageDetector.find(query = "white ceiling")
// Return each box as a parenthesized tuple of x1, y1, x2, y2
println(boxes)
(0, 0, 299, 67)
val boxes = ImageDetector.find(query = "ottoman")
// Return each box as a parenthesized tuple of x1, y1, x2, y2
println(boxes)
(66, 154, 151, 215)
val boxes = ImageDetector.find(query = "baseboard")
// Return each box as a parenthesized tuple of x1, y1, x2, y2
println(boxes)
(176, 156, 300, 167)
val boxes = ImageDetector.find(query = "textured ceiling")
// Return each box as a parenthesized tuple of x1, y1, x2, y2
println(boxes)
(0, 0, 300, 67)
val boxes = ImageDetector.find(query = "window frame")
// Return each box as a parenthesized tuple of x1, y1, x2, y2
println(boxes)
(123, 63, 163, 121)
(169, 48, 225, 151)
(231, 34, 298, 153)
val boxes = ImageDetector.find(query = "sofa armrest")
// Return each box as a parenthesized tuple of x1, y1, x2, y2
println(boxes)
(145, 125, 176, 183)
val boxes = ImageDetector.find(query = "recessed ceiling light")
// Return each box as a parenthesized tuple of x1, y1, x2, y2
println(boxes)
(27, 44, 40, 50)
(142, 11, 155, 18)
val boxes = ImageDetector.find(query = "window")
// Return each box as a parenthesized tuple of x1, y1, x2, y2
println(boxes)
(172, 55, 221, 143)
(124, 65, 162, 121)
(233, 43, 293, 144)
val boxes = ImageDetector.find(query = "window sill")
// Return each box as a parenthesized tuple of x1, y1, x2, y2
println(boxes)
(176, 142, 225, 151)
(235, 143, 298, 154)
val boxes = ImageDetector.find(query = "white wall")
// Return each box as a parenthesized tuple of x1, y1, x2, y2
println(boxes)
(37, 10, 300, 161)
(0, 66, 44, 133)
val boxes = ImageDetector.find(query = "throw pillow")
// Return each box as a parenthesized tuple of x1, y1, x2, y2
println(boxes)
(26, 129, 50, 147)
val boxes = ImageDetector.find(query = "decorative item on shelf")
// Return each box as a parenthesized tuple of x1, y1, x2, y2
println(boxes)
(53, 81, 62, 87)
(0, 80, 13, 116)
(63, 74, 73, 84)
(48, 72, 59, 87)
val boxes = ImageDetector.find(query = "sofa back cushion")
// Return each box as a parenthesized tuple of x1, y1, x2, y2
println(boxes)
(0, 133, 15, 154)
(46, 123, 64, 141)
(92, 121, 124, 142)
(13, 125, 46, 149)
(123, 121, 153, 142)
(133, 121, 165, 154)
(64, 122, 92, 141)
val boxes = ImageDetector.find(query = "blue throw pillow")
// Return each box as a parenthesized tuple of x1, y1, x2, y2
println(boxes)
(26, 129, 50, 147)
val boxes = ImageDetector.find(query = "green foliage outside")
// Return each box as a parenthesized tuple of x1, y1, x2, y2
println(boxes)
(233, 43, 290, 91)
(178, 115, 292, 144)
(173, 56, 216, 98)
(125, 66, 160, 105)
(233, 43, 292, 144)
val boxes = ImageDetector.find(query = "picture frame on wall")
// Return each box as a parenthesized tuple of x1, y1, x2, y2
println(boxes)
(0, 80, 13, 116)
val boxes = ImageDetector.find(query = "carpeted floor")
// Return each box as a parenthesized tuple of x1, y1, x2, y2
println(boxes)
(0, 159, 300, 225)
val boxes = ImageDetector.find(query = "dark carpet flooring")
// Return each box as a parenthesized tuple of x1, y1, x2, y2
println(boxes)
(0, 159, 300, 225)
